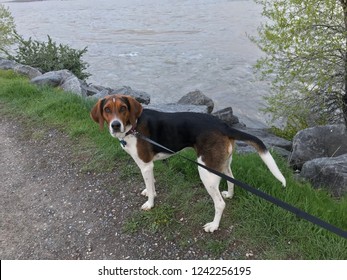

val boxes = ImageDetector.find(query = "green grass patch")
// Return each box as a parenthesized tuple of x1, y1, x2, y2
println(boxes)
(124, 203, 177, 234)
(0, 70, 123, 172)
(1, 70, 346, 259)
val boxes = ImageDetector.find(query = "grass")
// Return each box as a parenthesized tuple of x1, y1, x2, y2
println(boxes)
(0, 69, 346, 259)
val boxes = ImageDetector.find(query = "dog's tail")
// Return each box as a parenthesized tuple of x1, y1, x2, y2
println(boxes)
(228, 128, 286, 187)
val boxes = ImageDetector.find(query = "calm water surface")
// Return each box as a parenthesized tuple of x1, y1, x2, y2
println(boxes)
(2, 0, 269, 127)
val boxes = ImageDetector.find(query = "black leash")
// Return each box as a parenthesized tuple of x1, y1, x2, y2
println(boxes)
(134, 132, 347, 239)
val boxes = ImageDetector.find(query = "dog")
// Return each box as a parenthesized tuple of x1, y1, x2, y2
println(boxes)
(91, 94, 286, 232)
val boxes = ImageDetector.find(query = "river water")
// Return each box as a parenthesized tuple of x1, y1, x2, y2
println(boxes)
(2, 0, 270, 127)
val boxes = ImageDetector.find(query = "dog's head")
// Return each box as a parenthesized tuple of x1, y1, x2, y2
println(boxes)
(90, 94, 143, 137)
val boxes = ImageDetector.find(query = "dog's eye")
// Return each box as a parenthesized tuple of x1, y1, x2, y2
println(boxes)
(120, 106, 127, 113)
(104, 107, 111, 114)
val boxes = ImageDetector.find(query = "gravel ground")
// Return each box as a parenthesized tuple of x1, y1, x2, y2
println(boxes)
(0, 117, 204, 259)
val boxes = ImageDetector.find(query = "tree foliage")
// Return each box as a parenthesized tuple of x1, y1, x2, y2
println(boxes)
(0, 4, 17, 53)
(252, 0, 347, 128)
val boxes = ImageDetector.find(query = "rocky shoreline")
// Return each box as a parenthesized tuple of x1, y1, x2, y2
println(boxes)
(1, 57, 346, 196)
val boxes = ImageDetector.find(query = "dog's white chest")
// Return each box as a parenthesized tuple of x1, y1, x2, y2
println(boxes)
(119, 135, 138, 157)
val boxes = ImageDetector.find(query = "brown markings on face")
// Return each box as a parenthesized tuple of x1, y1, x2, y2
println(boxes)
(90, 94, 143, 130)
(102, 96, 130, 129)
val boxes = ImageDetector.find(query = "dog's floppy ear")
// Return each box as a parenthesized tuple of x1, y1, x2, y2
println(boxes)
(125, 96, 143, 127)
(90, 98, 106, 129)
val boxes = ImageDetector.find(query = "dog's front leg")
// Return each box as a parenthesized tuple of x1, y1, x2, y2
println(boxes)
(138, 161, 155, 210)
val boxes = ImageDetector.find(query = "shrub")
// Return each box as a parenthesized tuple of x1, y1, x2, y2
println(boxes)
(8, 35, 90, 80)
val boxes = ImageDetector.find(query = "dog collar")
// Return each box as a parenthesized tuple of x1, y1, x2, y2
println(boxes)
(125, 126, 138, 137)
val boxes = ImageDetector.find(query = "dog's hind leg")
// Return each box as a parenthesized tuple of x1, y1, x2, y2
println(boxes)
(197, 156, 225, 233)
(222, 154, 234, 199)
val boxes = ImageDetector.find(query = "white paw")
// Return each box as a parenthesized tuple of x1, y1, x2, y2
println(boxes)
(141, 189, 157, 197)
(141, 201, 154, 211)
(203, 222, 219, 233)
(221, 191, 233, 199)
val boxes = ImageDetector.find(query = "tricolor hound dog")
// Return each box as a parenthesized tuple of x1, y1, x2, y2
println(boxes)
(91, 94, 286, 232)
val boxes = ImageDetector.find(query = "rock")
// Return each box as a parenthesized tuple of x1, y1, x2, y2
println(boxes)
(87, 89, 110, 101)
(0, 58, 42, 79)
(60, 75, 83, 96)
(177, 90, 214, 113)
(300, 154, 347, 197)
(0, 58, 17, 70)
(111, 86, 150, 105)
(236, 142, 291, 157)
(31, 70, 72, 87)
(87, 85, 151, 105)
(290, 124, 347, 170)
(14, 64, 42, 79)
(212, 107, 240, 127)
(238, 127, 292, 151)
(80, 83, 111, 97)
(31, 72, 62, 87)
(31, 70, 85, 96)
(145, 103, 209, 114)
(233, 126, 292, 156)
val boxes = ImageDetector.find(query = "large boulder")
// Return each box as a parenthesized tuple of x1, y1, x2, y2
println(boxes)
(290, 124, 347, 170)
(0, 58, 41, 79)
(31, 70, 64, 87)
(31, 70, 84, 96)
(60, 74, 83, 96)
(300, 154, 347, 197)
(14, 64, 42, 79)
(177, 90, 214, 113)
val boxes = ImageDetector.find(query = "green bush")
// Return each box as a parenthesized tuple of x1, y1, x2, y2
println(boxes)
(8, 35, 90, 80)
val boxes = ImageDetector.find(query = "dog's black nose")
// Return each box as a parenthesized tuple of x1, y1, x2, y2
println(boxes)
(111, 120, 121, 131)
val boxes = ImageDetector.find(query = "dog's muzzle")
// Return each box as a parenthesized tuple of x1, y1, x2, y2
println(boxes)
(110, 120, 124, 136)
(111, 120, 121, 131)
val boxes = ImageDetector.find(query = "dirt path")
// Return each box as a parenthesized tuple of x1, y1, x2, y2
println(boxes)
(0, 117, 191, 259)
